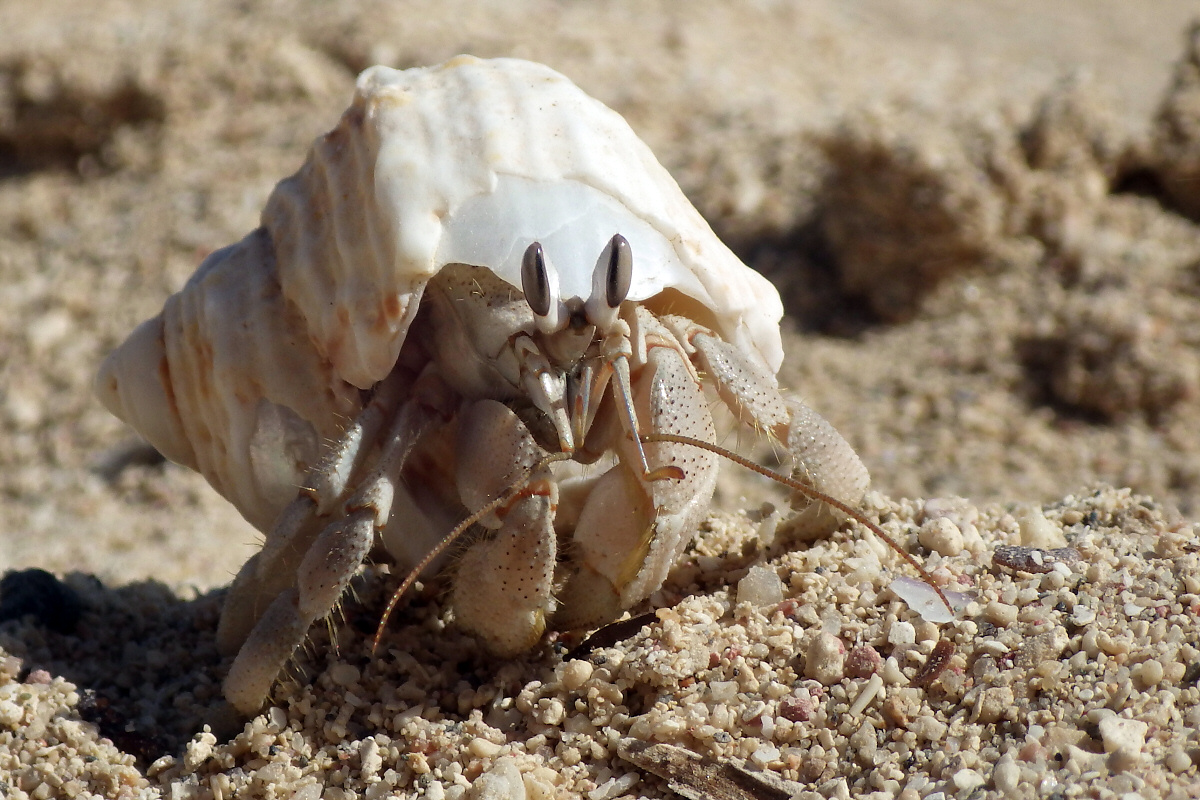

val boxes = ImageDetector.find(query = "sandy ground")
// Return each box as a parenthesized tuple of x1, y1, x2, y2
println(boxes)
(1, 1, 1200, 798)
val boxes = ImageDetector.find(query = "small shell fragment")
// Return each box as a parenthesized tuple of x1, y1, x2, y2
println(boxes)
(991, 545, 1080, 574)
(848, 673, 885, 716)
(888, 575, 969, 624)
(911, 640, 956, 688)
(617, 739, 792, 800)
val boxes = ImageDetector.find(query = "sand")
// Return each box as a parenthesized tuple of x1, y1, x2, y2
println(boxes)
(1, 1, 1199, 798)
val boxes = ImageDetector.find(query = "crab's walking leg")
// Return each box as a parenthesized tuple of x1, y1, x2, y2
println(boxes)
(217, 370, 410, 654)
(450, 400, 558, 655)
(223, 384, 446, 715)
(669, 317, 870, 519)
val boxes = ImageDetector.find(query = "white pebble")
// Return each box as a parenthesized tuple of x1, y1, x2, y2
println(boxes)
(804, 632, 845, 685)
(889, 577, 962, 624)
(468, 738, 504, 758)
(709, 681, 738, 704)
(0, 700, 24, 728)
(268, 705, 288, 732)
(759, 713, 775, 740)
(1071, 605, 1096, 625)
(292, 785, 323, 800)
(849, 723, 876, 764)
(1133, 660, 1163, 689)
(882, 657, 906, 685)
(587, 773, 638, 800)
(992, 756, 1020, 796)
(1098, 716, 1148, 755)
(910, 715, 947, 742)
(741, 700, 768, 723)
(973, 686, 1013, 724)
(329, 663, 361, 687)
(560, 660, 592, 691)
(952, 769, 984, 792)
(360, 739, 383, 779)
(749, 744, 780, 767)
(1016, 506, 1066, 548)
(983, 602, 1017, 627)
(887, 621, 916, 646)
(535, 698, 564, 726)
(918, 517, 963, 557)
(756, 504, 781, 548)
(470, 757, 525, 800)
(824, 778, 850, 800)
(1066, 745, 1105, 775)
(183, 733, 215, 771)
(737, 565, 784, 606)
(523, 769, 559, 800)
(1166, 747, 1193, 774)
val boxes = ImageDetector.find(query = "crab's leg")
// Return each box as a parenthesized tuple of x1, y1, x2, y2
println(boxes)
(665, 316, 870, 518)
(216, 370, 410, 655)
(554, 312, 719, 630)
(223, 386, 445, 714)
(601, 324, 685, 484)
(450, 400, 559, 655)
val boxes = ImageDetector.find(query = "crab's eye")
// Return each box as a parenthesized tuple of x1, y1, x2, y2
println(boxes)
(522, 241, 564, 333)
(521, 242, 553, 317)
(604, 233, 633, 309)
(585, 234, 632, 332)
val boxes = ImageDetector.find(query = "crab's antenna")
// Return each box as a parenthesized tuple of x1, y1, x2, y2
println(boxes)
(641, 432, 953, 615)
(371, 450, 572, 655)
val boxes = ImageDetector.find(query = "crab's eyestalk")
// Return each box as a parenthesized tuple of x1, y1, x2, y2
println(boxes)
(586, 234, 632, 332)
(522, 241, 566, 334)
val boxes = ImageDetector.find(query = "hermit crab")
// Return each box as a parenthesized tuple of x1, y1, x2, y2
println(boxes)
(97, 56, 873, 715)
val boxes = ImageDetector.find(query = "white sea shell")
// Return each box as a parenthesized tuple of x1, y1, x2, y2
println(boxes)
(97, 56, 784, 532)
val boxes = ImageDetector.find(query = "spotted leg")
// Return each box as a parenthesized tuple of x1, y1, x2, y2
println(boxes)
(450, 399, 558, 655)
(666, 315, 870, 529)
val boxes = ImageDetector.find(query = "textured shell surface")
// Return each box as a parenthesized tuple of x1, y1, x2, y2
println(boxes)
(97, 55, 784, 532)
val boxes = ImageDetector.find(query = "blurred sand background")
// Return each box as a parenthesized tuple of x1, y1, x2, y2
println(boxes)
(1, 2, 1200, 798)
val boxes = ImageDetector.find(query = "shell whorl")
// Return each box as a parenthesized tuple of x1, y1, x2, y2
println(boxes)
(265, 56, 783, 389)
(97, 230, 361, 531)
